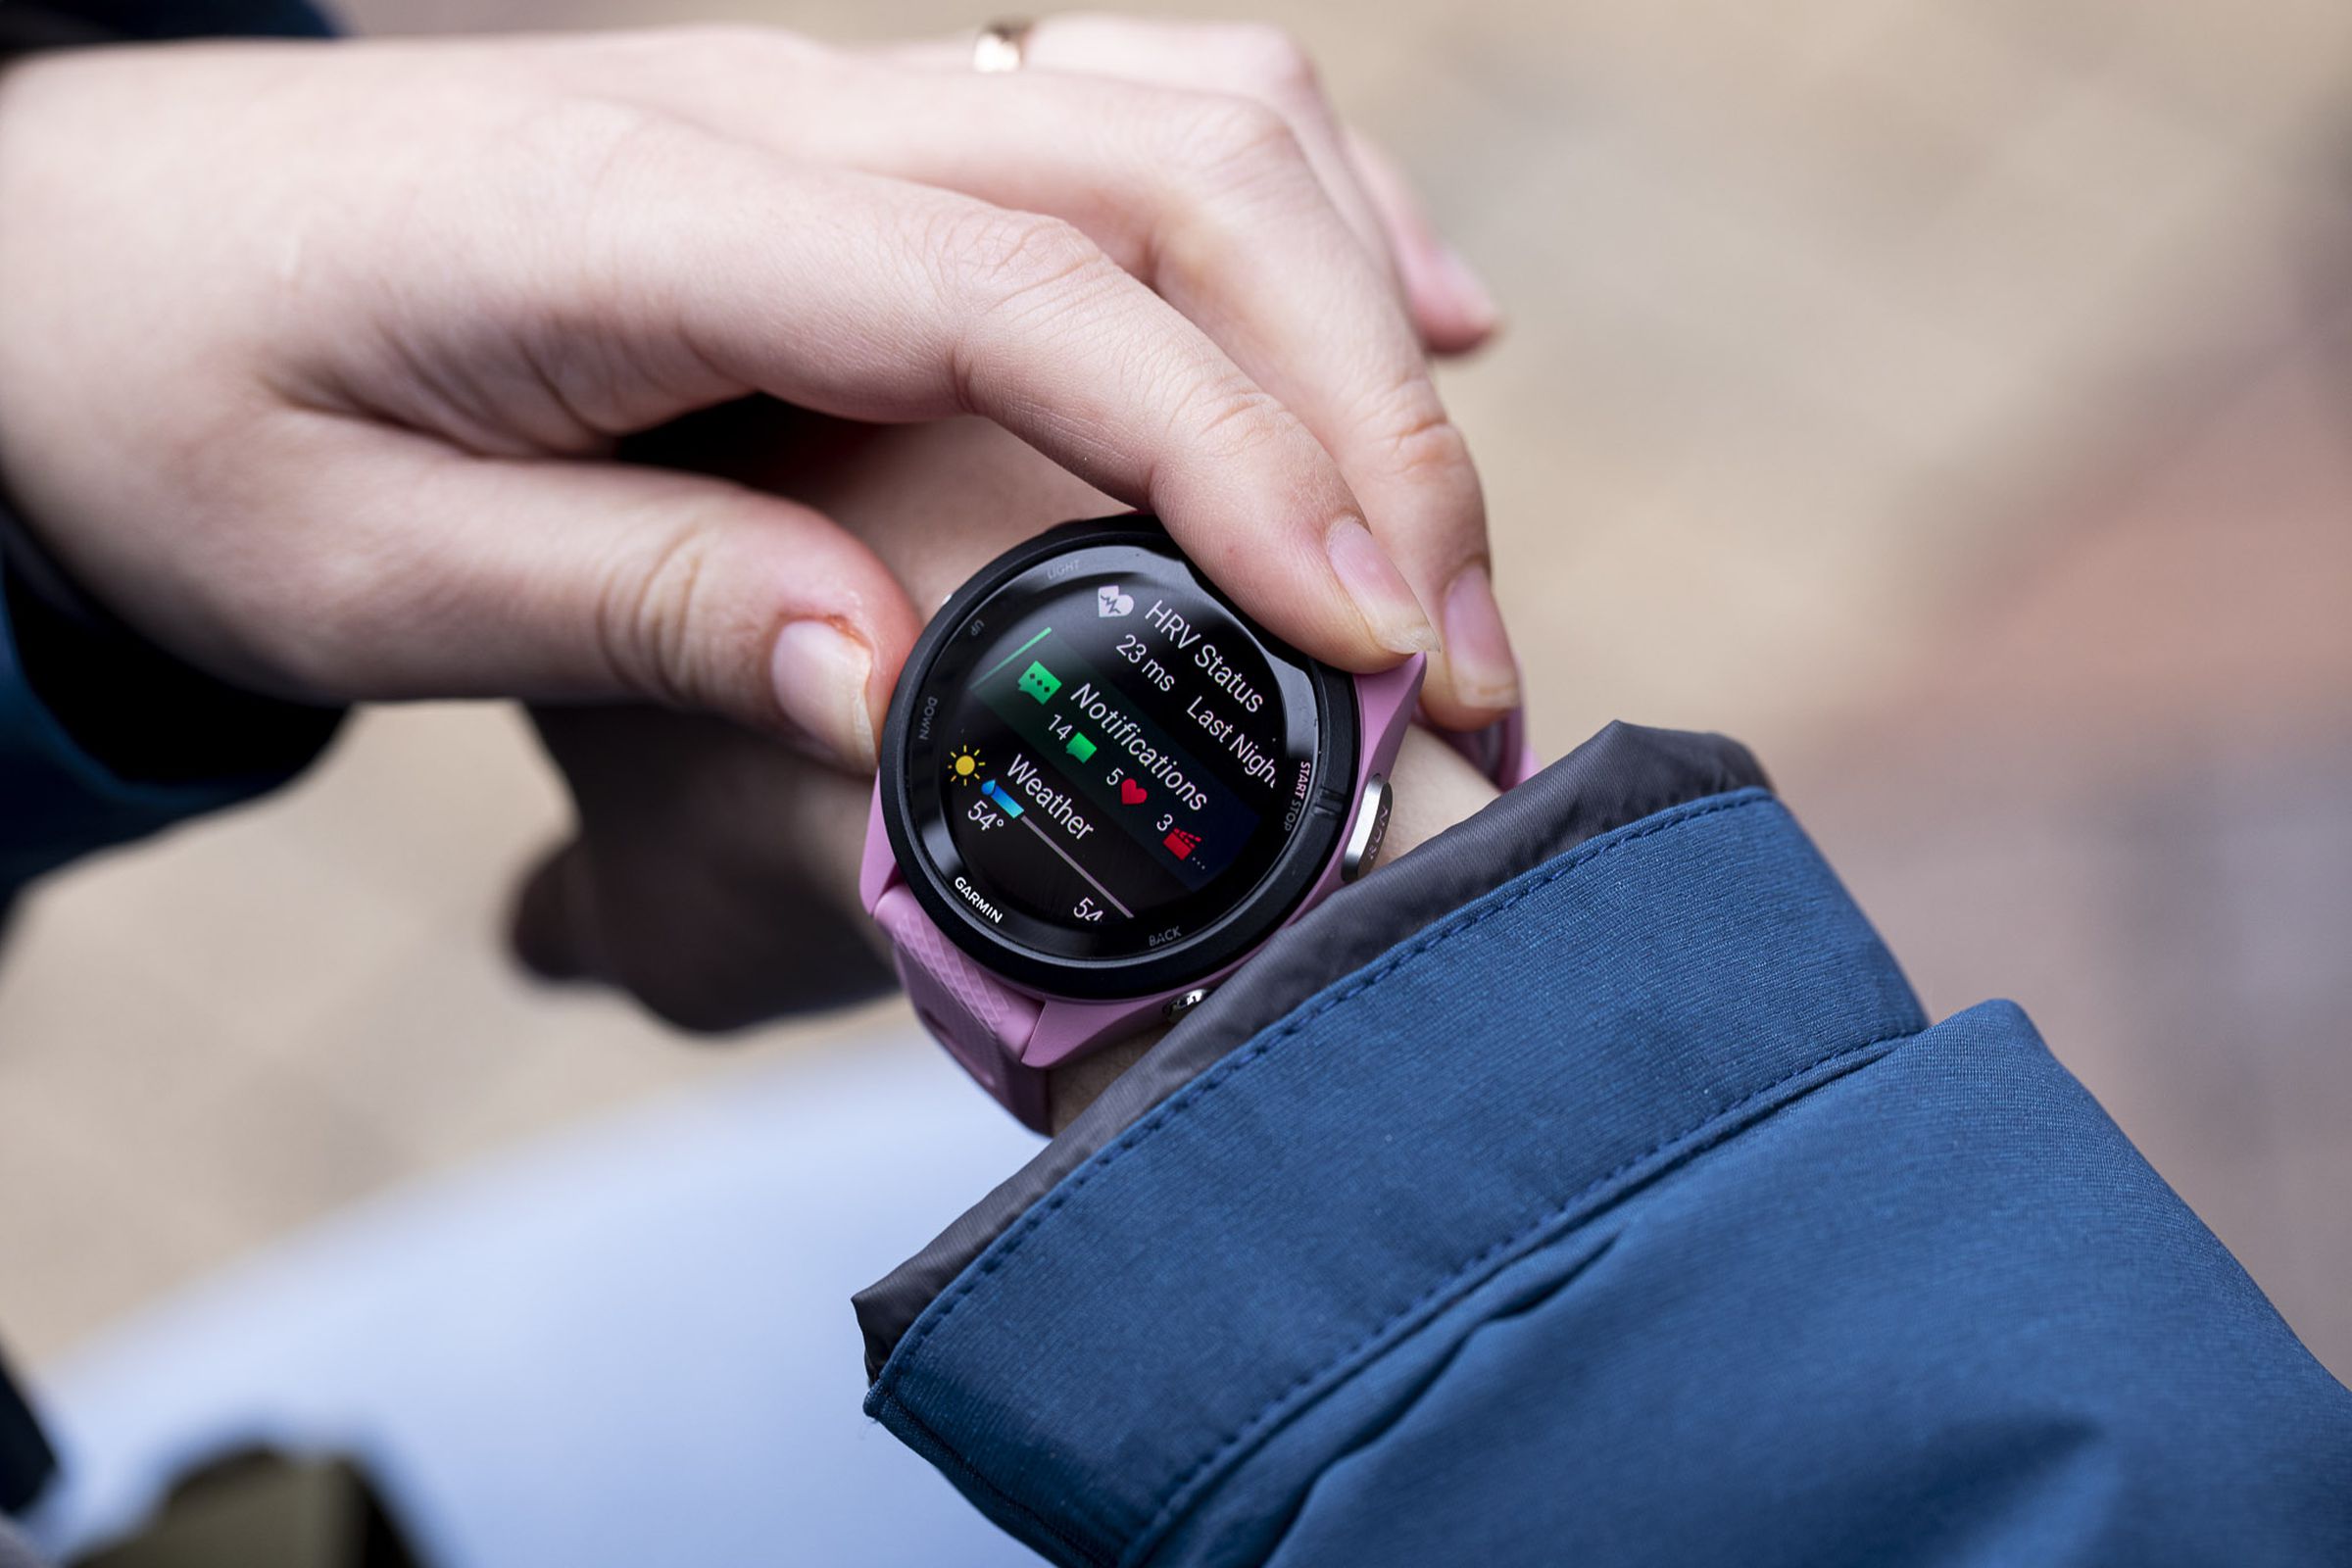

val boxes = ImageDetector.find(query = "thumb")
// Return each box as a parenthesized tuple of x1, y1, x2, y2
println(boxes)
(270, 436, 920, 769)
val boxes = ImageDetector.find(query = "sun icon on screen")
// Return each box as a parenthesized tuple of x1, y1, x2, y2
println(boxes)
(948, 745, 983, 785)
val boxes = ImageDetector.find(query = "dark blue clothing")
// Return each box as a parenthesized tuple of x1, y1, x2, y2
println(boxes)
(0, 569, 330, 892)
(866, 781, 2352, 1566)
(0, 0, 329, 46)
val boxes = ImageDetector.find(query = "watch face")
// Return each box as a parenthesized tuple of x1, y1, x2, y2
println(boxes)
(884, 519, 1357, 997)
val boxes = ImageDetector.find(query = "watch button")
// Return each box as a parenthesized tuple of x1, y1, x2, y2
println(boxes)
(1342, 773, 1393, 883)
(1164, 987, 1212, 1023)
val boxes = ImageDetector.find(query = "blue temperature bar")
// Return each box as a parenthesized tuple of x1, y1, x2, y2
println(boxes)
(980, 777, 1025, 818)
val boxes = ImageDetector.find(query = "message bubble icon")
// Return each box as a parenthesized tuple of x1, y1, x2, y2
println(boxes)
(1018, 661, 1061, 704)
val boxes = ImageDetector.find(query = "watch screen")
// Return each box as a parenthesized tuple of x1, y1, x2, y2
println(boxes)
(899, 534, 1338, 969)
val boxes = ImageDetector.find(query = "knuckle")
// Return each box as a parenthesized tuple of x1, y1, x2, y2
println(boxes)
(1363, 370, 1479, 488)
(1386, 405, 1475, 482)
(937, 207, 1105, 305)
(1135, 96, 1314, 287)
(596, 512, 728, 711)
(1170, 94, 1306, 186)
(1216, 23, 1322, 101)
(930, 207, 1117, 403)
(1186, 380, 1297, 458)
(1165, 379, 1320, 521)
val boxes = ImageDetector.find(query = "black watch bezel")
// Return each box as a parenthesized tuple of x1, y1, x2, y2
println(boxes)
(878, 515, 1358, 1000)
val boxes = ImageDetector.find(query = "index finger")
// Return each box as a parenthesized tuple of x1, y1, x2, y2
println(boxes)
(473, 108, 1437, 676)
(554, 33, 1510, 723)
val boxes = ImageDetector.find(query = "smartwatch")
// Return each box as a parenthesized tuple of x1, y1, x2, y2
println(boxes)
(858, 516, 1533, 1129)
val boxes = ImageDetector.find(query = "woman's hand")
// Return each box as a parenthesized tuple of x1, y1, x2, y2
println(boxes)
(514, 405, 1117, 1032)
(0, 19, 1519, 776)
(508, 404, 1500, 1059)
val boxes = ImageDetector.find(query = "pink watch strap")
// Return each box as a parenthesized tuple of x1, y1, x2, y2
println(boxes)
(865, 700, 1537, 1132)
(872, 883, 1049, 1128)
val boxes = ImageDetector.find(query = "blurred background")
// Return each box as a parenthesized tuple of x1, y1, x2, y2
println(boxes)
(3, 0, 2348, 1412)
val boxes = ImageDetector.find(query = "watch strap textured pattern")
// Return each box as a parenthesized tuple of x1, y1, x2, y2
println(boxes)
(874, 884, 1047, 1127)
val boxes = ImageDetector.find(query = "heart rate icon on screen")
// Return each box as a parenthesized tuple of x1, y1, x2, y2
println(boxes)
(1120, 778, 1148, 806)
(1098, 585, 1136, 618)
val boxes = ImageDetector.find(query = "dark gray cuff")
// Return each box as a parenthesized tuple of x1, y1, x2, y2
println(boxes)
(855, 720, 1769, 1378)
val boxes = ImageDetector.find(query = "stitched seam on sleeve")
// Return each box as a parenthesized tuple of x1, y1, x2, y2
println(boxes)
(872, 786, 1877, 1556)
(874, 787, 1777, 1403)
(1121, 1023, 1921, 1564)
(871, 1021, 1923, 1568)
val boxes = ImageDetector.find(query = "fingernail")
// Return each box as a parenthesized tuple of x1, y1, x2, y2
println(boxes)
(1435, 242, 1500, 335)
(1326, 518, 1440, 657)
(771, 618, 877, 772)
(1441, 563, 1521, 710)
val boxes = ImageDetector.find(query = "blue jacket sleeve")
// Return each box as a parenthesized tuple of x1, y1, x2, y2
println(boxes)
(0, 555, 335, 895)
(865, 780, 2352, 1565)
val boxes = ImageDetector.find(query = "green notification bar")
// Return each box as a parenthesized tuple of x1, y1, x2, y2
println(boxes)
(1018, 661, 1061, 703)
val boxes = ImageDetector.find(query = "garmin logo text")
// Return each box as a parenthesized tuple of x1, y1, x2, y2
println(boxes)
(954, 875, 1004, 923)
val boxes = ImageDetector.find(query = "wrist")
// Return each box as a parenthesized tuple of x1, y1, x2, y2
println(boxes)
(1044, 722, 1499, 1130)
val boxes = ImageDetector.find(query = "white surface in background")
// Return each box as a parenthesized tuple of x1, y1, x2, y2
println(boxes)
(21, 1028, 1048, 1568)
